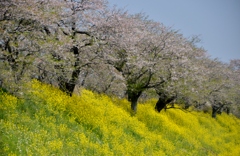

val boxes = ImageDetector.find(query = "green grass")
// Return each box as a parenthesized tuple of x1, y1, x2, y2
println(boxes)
(0, 80, 240, 155)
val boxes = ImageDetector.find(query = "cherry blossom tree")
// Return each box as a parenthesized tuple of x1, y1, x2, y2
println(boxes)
(153, 34, 207, 112)
(0, 0, 108, 95)
(229, 59, 240, 117)
(1, 0, 239, 118)
(93, 10, 179, 112)
(187, 57, 234, 118)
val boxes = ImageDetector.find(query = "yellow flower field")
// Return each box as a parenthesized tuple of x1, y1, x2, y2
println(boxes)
(0, 80, 239, 155)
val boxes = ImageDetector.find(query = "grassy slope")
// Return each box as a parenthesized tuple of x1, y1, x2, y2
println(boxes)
(0, 80, 240, 156)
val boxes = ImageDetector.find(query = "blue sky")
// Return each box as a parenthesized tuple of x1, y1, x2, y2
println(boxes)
(107, 0, 240, 63)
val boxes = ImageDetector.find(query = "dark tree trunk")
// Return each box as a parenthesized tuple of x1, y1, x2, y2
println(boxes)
(66, 68, 81, 96)
(212, 104, 224, 118)
(184, 98, 192, 109)
(59, 46, 81, 96)
(59, 68, 80, 96)
(212, 105, 218, 118)
(155, 94, 176, 112)
(127, 90, 142, 112)
(64, 82, 76, 96)
(155, 97, 167, 112)
(131, 97, 138, 113)
(226, 107, 230, 114)
(184, 104, 190, 109)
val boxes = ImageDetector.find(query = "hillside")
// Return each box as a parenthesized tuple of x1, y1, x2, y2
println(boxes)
(0, 80, 240, 156)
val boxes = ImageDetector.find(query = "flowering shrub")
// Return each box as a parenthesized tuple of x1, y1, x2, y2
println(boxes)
(0, 80, 239, 155)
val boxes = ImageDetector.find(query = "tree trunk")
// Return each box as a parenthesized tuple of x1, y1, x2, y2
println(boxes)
(59, 46, 81, 96)
(212, 105, 218, 118)
(155, 97, 167, 112)
(184, 98, 192, 109)
(127, 90, 142, 113)
(131, 97, 138, 113)
(212, 104, 224, 118)
(59, 68, 80, 96)
(226, 107, 230, 114)
(155, 95, 176, 112)
(64, 81, 76, 96)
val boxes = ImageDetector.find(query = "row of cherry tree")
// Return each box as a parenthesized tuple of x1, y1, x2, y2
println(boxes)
(1, 0, 240, 117)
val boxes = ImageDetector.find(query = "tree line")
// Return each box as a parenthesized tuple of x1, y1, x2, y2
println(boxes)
(0, 0, 240, 118)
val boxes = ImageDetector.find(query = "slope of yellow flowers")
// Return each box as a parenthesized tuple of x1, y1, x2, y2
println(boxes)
(0, 80, 239, 155)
